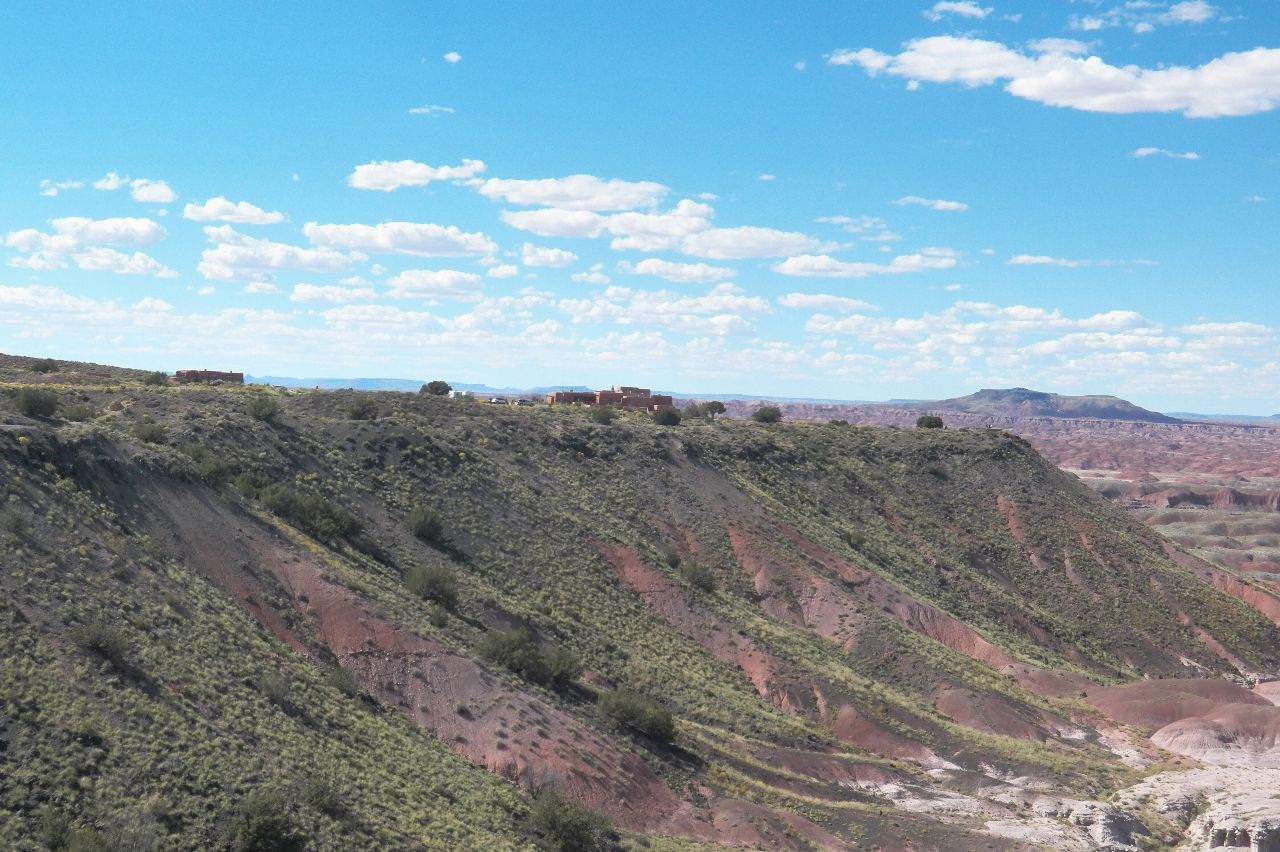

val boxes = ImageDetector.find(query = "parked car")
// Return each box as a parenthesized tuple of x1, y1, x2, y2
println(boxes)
(516, 399, 533, 406)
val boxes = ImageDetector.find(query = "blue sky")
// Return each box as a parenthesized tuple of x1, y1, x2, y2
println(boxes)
(1, 1, 1277, 411)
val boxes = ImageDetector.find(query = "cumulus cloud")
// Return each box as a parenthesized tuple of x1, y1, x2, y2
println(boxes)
(93, 171, 129, 191)
(290, 283, 377, 304)
(130, 179, 178, 203)
(521, 243, 578, 268)
(347, 158, 486, 192)
(893, 195, 969, 212)
(408, 104, 455, 116)
(39, 179, 84, 197)
(830, 36, 1280, 118)
(486, 264, 520, 279)
(571, 263, 610, 284)
(50, 217, 166, 246)
(681, 226, 819, 260)
(133, 297, 173, 312)
(73, 248, 178, 278)
(777, 293, 878, 312)
(183, 197, 286, 224)
(1131, 147, 1200, 160)
(925, 1, 992, 21)
(303, 221, 497, 257)
(558, 283, 769, 335)
(617, 258, 737, 284)
(387, 269, 484, 300)
(1007, 254, 1155, 268)
(774, 248, 958, 278)
(199, 226, 358, 281)
(478, 174, 668, 211)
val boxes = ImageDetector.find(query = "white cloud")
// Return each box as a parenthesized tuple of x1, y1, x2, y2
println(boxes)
(93, 171, 129, 191)
(183, 197, 286, 224)
(774, 248, 958, 278)
(893, 195, 969, 212)
(74, 247, 178, 278)
(1164, 1, 1217, 24)
(242, 282, 279, 295)
(478, 174, 668, 211)
(1245, 195, 1268, 203)
(500, 208, 606, 238)
(925, 1, 992, 21)
(617, 258, 737, 284)
(1007, 254, 1155, 268)
(132, 297, 173, 312)
(443, 51, 461, 63)
(681, 226, 819, 260)
(831, 36, 1280, 118)
(290, 283, 376, 303)
(199, 226, 358, 281)
(1027, 38, 1088, 56)
(303, 221, 497, 257)
(39, 179, 84, 197)
(777, 293, 878, 312)
(50, 216, 166, 246)
(758, 174, 777, 182)
(558, 283, 769, 335)
(571, 263, 610, 284)
(521, 243, 578, 268)
(408, 104, 455, 116)
(130, 179, 178, 203)
(1131, 147, 1200, 160)
(347, 158, 486, 192)
(486, 264, 520, 279)
(386, 269, 484, 301)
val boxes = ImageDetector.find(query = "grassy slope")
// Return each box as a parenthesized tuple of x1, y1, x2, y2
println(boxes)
(3, 372, 1280, 849)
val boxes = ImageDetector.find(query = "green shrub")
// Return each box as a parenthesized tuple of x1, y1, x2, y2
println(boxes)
(29, 357, 59, 374)
(325, 666, 360, 698)
(222, 789, 306, 852)
(588, 405, 616, 425)
(751, 405, 782, 424)
(916, 415, 944, 429)
(15, 387, 58, 417)
(404, 563, 459, 609)
(60, 402, 96, 422)
(679, 561, 715, 592)
(141, 371, 168, 386)
(68, 621, 131, 668)
(421, 380, 452, 396)
(347, 397, 377, 420)
(298, 774, 344, 816)
(134, 422, 167, 444)
(405, 506, 444, 544)
(258, 483, 361, 542)
(246, 395, 280, 422)
(528, 787, 612, 852)
(478, 629, 578, 688)
(597, 688, 675, 743)
(258, 674, 299, 717)
(652, 407, 680, 426)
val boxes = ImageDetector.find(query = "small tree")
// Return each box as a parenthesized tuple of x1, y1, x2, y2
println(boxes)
(597, 688, 675, 744)
(588, 405, 616, 425)
(246, 395, 280, 422)
(528, 787, 612, 852)
(751, 405, 782, 424)
(222, 789, 306, 852)
(704, 400, 726, 419)
(680, 562, 715, 592)
(422, 380, 452, 396)
(405, 506, 444, 544)
(14, 388, 57, 417)
(347, 397, 377, 420)
(652, 407, 681, 426)
(141, 371, 168, 386)
(916, 415, 944, 429)
(404, 563, 459, 610)
(29, 357, 59, 374)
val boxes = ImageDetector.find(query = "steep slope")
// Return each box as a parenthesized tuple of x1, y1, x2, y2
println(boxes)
(3, 375, 1280, 849)
(926, 388, 1181, 423)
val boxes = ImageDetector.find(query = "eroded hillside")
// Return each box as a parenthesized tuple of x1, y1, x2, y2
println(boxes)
(5, 367, 1280, 849)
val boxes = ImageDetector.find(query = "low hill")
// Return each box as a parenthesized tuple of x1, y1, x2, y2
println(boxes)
(928, 387, 1181, 423)
(3, 364, 1280, 848)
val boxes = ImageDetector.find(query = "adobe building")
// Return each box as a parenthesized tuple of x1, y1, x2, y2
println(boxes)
(545, 385, 673, 411)
(172, 369, 245, 385)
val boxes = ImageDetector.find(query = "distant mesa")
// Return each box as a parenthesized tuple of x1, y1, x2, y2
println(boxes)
(926, 387, 1182, 424)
